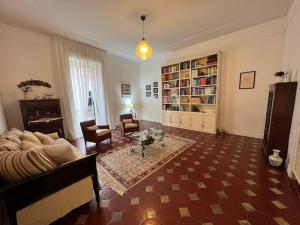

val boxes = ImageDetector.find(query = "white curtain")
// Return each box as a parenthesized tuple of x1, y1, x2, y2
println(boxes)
(53, 36, 112, 139)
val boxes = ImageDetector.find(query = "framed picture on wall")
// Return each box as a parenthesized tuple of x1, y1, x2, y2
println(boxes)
(239, 71, 256, 89)
(153, 88, 158, 93)
(153, 82, 158, 87)
(121, 83, 131, 96)
(146, 92, 151, 97)
(154, 94, 158, 98)
(146, 85, 151, 90)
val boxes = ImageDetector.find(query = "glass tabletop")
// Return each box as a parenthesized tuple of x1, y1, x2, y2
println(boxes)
(126, 128, 164, 142)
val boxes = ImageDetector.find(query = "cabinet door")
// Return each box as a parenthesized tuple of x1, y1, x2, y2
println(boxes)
(202, 113, 216, 133)
(179, 112, 190, 129)
(171, 112, 180, 127)
(190, 113, 203, 131)
(162, 111, 172, 126)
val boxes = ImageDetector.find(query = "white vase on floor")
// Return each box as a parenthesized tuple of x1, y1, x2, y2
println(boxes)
(269, 149, 283, 167)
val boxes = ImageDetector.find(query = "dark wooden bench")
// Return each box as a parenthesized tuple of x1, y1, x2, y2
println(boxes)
(0, 153, 100, 225)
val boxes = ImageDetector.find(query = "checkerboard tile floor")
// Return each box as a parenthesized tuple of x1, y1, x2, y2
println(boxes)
(52, 121, 300, 225)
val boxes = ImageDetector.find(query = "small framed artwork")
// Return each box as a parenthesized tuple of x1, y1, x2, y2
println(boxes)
(146, 85, 151, 90)
(153, 82, 158, 87)
(146, 92, 151, 97)
(153, 88, 158, 93)
(239, 71, 256, 89)
(121, 83, 131, 96)
(154, 94, 158, 98)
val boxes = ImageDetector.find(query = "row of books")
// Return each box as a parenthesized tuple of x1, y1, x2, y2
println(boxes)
(191, 86, 216, 95)
(191, 67, 217, 77)
(162, 64, 179, 74)
(180, 79, 190, 88)
(180, 89, 190, 96)
(163, 105, 179, 111)
(162, 73, 179, 81)
(162, 89, 178, 96)
(163, 81, 179, 89)
(191, 96, 216, 104)
(191, 54, 218, 69)
(180, 61, 190, 70)
(162, 96, 179, 104)
(192, 76, 217, 86)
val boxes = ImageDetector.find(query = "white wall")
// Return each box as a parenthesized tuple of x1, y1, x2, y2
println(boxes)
(0, 22, 56, 130)
(140, 18, 286, 138)
(105, 54, 141, 126)
(282, 0, 300, 176)
(0, 22, 140, 131)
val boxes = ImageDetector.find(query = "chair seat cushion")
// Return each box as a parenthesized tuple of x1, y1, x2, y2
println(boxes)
(86, 125, 98, 131)
(122, 118, 133, 124)
(125, 123, 138, 129)
(96, 129, 111, 136)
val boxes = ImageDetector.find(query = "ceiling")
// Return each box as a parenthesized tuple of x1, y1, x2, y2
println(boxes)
(0, 0, 293, 60)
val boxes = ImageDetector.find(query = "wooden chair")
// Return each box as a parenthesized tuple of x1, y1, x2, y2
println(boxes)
(120, 114, 140, 136)
(80, 120, 112, 150)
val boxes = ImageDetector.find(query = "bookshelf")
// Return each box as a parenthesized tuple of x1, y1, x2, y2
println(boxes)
(161, 52, 221, 134)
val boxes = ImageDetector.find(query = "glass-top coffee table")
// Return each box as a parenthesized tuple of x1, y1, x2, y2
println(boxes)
(126, 128, 166, 157)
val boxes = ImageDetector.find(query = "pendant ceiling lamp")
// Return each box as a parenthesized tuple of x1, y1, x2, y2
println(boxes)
(135, 15, 153, 61)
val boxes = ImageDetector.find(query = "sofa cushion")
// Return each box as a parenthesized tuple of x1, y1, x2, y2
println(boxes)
(0, 139, 21, 151)
(43, 145, 81, 165)
(0, 150, 56, 182)
(1, 130, 22, 145)
(22, 131, 42, 145)
(96, 129, 111, 136)
(54, 138, 85, 159)
(34, 132, 55, 145)
(21, 140, 43, 152)
(122, 118, 132, 124)
(125, 123, 138, 129)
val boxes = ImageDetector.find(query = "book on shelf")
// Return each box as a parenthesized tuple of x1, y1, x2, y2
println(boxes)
(162, 64, 179, 74)
(180, 61, 190, 70)
(191, 86, 216, 95)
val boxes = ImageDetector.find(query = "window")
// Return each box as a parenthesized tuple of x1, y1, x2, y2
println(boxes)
(87, 90, 96, 119)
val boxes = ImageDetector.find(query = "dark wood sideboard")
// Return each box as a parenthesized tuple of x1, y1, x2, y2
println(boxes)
(19, 99, 65, 138)
(262, 82, 298, 164)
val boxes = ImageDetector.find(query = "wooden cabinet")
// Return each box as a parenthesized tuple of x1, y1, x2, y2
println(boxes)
(163, 111, 216, 134)
(262, 82, 297, 163)
(190, 113, 203, 131)
(202, 112, 216, 132)
(179, 112, 190, 129)
(20, 99, 65, 137)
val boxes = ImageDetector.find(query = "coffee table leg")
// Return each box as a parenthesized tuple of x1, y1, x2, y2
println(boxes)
(142, 145, 145, 157)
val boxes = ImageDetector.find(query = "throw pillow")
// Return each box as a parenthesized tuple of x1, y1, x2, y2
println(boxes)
(54, 138, 85, 159)
(21, 140, 43, 152)
(0, 150, 56, 182)
(1, 131, 22, 145)
(43, 145, 81, 165)
(47, 132, 60, 140)
(0, 139, 21, 151)
(34, 132, 55, 145)
(123, 118, 132, 124)
(87, 125, 98, 130)
(21, 131, 42, 145)
(10, 128, 23, 137)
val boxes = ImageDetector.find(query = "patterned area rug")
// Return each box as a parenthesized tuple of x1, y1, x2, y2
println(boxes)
(96, 134, 195, 195)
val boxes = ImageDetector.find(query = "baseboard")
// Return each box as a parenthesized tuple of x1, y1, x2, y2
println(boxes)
(225, 129, 263, 139)
(140, 117, 162, 124)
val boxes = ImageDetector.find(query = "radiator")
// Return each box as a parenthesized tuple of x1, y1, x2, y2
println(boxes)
(293, 122, 300, 183)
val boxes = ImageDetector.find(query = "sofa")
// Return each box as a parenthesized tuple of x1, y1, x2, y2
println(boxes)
(0, 129, 100, 225)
